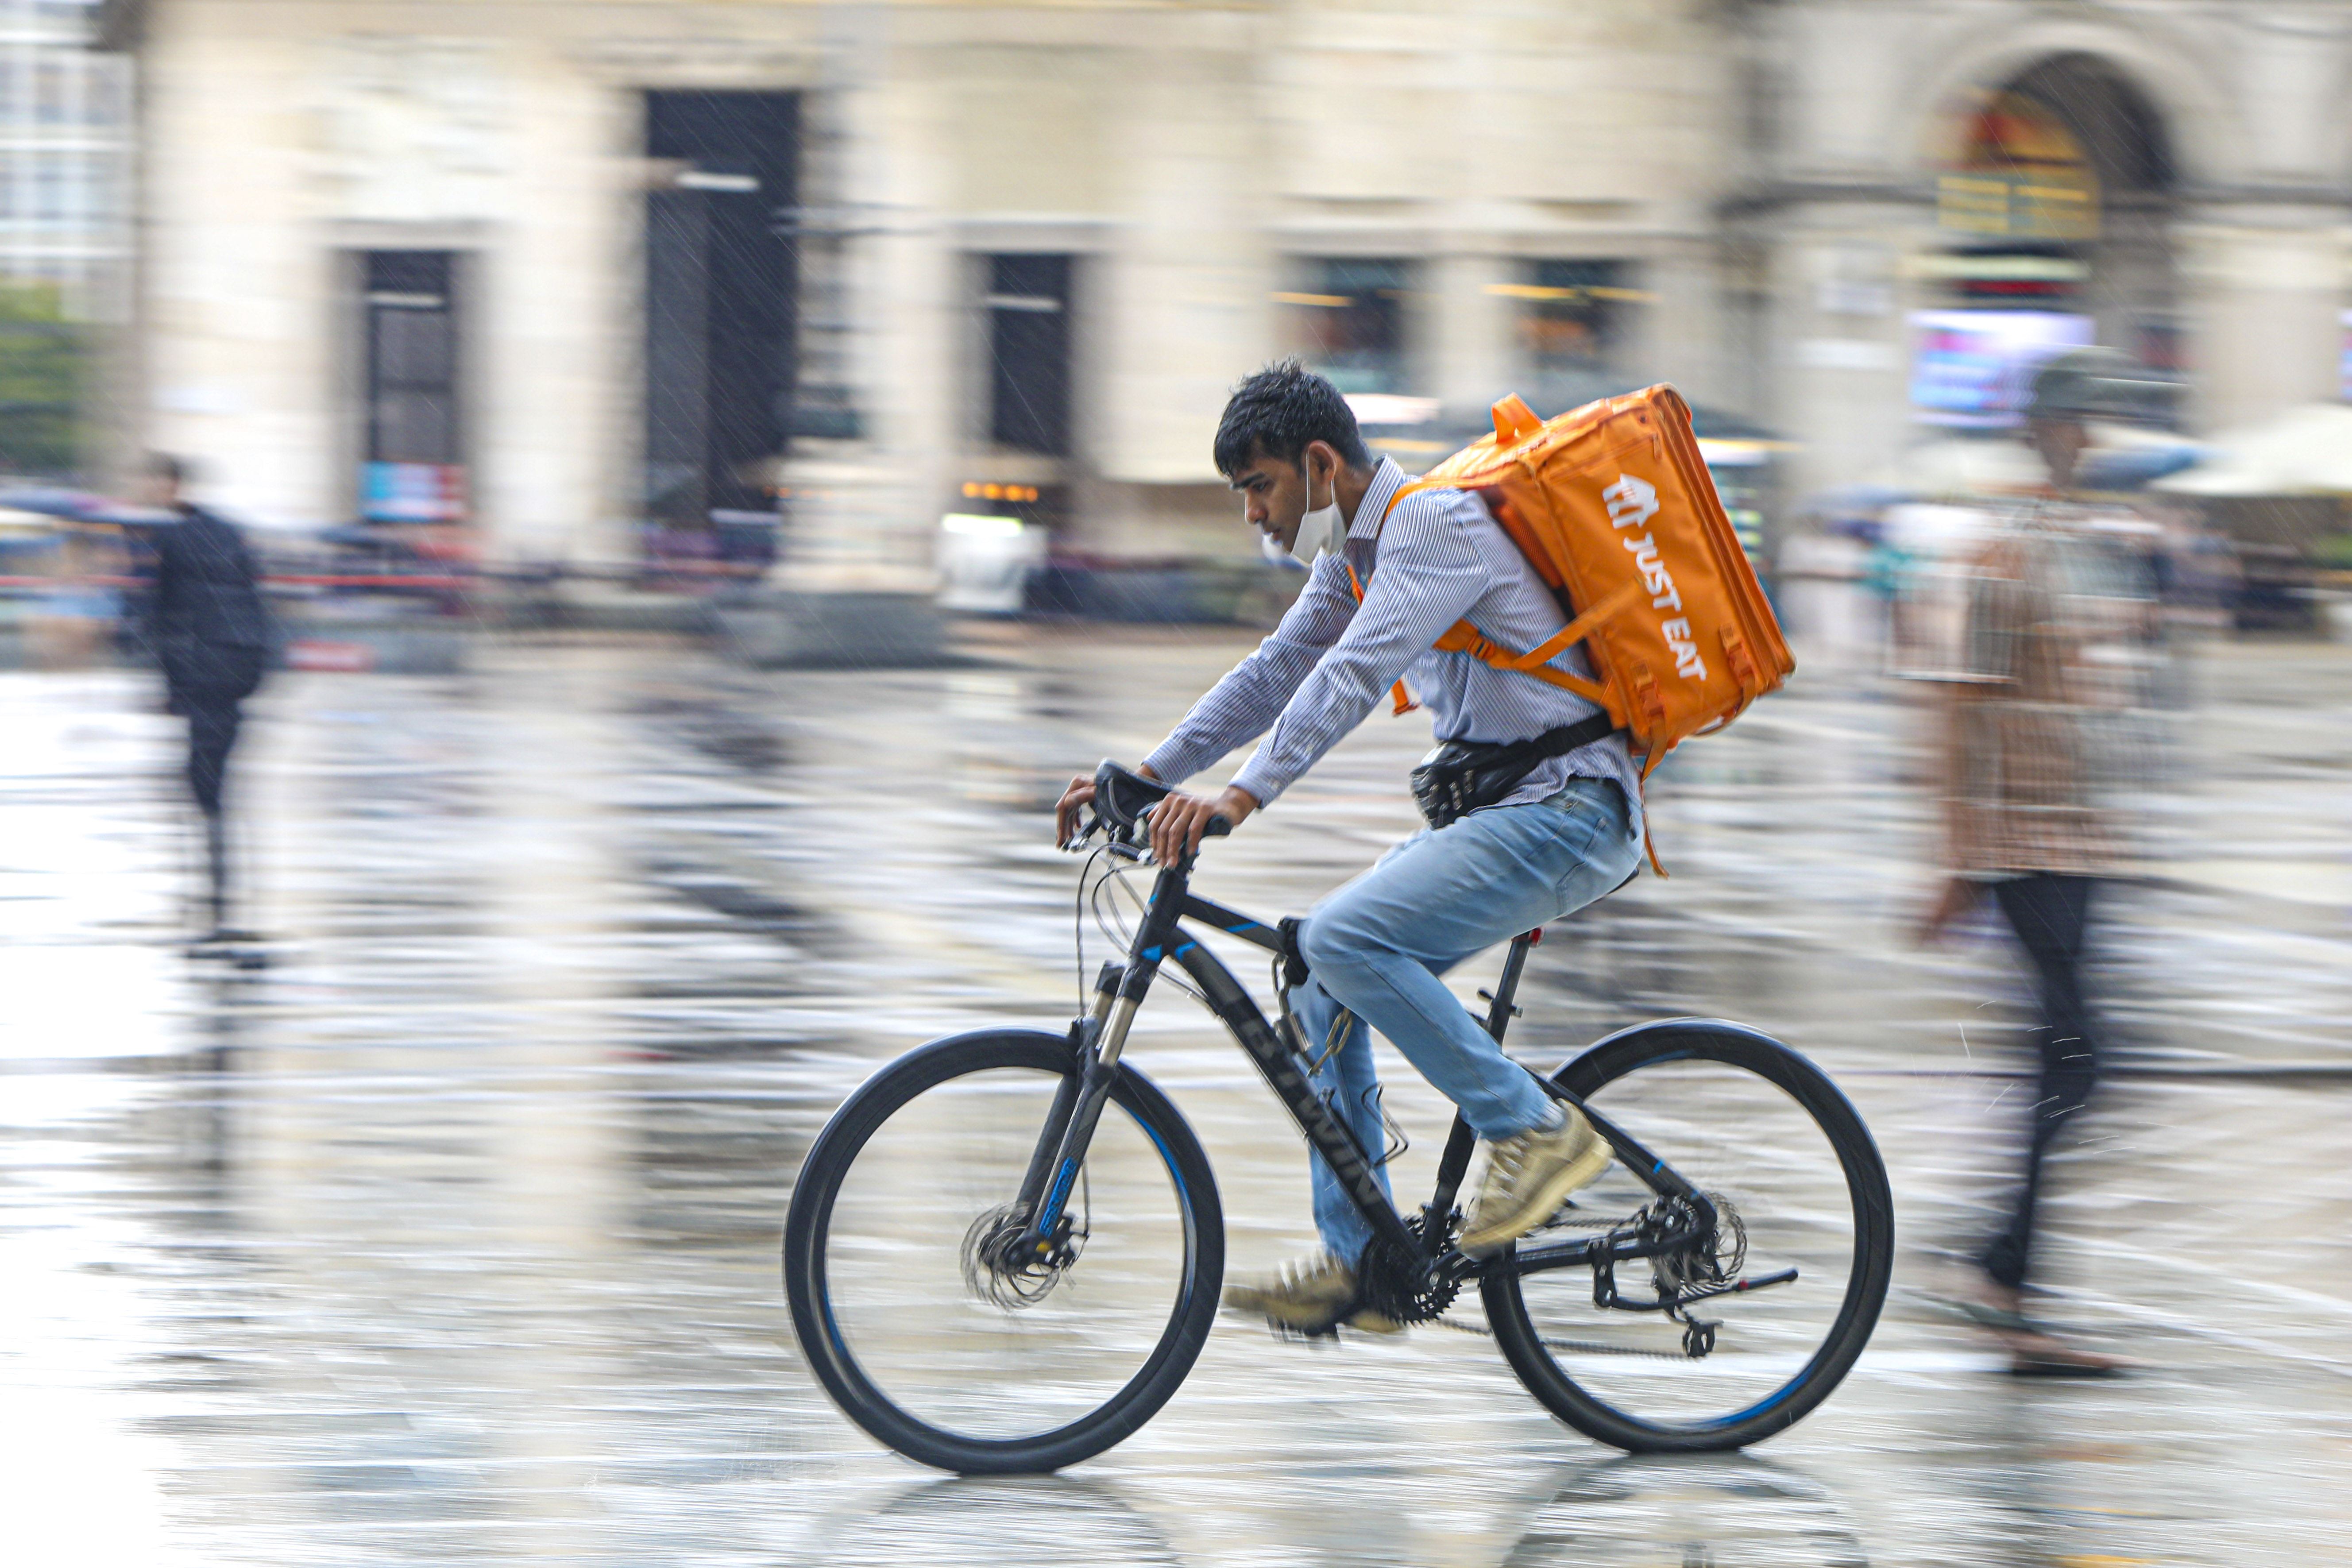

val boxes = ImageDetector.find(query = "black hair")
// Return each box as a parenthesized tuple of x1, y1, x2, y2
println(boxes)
(1212, 359, 1371, 477)
(143, 452, 188, 486)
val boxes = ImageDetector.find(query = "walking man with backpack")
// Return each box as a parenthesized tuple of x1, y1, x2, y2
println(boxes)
(131, 453, 273, 949)
(1054, 362, 1646, 1336)
(1919, 349, 2168, 1375)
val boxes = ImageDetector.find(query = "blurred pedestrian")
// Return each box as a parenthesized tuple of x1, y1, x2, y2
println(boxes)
(1918, 349, 2170, 1376)
(131, 454, 272, 948)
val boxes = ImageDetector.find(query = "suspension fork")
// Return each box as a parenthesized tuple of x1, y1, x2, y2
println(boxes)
(1019, 859, 1191, 1247)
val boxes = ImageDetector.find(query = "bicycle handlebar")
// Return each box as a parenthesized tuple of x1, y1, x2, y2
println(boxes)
(1081, 760, 1230, 854)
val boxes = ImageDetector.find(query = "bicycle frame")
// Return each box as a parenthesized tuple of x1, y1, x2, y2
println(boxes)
(1014, 849, 1716, 1291)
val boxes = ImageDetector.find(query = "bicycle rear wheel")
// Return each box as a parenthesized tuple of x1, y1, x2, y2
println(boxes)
(784, 1029, 1223, 1474)
(1482, 1020, 1892, 1452)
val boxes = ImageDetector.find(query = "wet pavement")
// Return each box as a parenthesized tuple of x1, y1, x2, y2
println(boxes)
(4, 625, 2350, 1565)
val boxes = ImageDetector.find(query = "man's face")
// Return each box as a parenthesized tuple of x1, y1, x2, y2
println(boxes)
(2025, 417, 2089, 486)
(131, 469, 180, 510)
(1227, 442, 1329, 555)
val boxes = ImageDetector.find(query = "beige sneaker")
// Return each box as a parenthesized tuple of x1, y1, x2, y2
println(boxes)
(1221, 1252, 1404, 1337)
(1459, 1104, 1612, 1258)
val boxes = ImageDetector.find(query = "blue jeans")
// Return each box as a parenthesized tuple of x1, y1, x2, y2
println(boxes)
(1290, 778, 1642, 1266)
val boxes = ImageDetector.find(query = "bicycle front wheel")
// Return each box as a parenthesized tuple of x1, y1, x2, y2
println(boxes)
(784, 1029, 1223, 1474)
(1482, 1020, 1892, 1453)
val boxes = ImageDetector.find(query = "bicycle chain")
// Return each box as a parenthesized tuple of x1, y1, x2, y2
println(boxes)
(1421, 1203, 1715, 1360)
(1427, 1313, 1697, 1360)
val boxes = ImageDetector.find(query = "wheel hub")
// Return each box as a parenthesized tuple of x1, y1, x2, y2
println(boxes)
(960, 1203, 1078, 1310)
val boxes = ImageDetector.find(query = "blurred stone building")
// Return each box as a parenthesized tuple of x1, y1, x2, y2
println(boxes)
(0, 0, 127, 303)
(1750, 0, 2352, 500)
(91, 0, 2352, 575)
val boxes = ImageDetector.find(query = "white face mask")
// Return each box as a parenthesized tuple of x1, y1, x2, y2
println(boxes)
(1288, 456, 1348, 564)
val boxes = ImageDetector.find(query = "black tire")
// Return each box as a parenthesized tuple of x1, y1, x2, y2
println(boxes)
(783, 1029, 1224, 1474)
(1482, 1020, 1893, 1453)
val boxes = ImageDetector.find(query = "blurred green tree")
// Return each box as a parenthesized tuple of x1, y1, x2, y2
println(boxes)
(0, 281, 81, 478)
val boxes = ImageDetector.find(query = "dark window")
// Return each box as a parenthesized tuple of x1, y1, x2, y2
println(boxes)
(359, 251, 465, 521)
(1290, 258, 1411, 395)
(1519, 259, 1644, 409)
(985, 254, 1072, 456)
(364, 251, 458, 466)
(1522, 260, 1629, 372)
(644, 91, 799, 525)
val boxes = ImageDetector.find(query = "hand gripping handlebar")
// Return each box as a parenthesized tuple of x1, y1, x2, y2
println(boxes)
(1081, 760, 1231, 853)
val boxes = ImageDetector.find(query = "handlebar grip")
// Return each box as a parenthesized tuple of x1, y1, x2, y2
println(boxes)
(1203, 815, 1233, 838)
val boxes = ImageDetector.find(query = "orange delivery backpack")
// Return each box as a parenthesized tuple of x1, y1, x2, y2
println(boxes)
(1375, 385, 1794, 871)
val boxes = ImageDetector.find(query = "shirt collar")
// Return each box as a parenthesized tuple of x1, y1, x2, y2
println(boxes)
(1347, 457, 1410, 541)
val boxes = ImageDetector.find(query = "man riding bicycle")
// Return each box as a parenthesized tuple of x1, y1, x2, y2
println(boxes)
(1055, 362, 1645, 1337)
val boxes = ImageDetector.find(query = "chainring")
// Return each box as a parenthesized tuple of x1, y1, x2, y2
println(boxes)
(1354, 1213, 1464, 1326)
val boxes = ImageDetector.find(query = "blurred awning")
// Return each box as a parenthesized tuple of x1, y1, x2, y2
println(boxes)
(2152, 403, 2352, 497)
(1871, 436, 2046, 497)
(1358, 390, 1794, 467)
(0, 487, 177, 526)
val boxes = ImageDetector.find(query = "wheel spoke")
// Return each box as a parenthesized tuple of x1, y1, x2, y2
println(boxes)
(784, 1032, 1223, 1472)
(1483, 1025, 1890, 1449)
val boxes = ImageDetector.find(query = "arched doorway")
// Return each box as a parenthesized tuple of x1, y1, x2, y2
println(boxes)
(1921, 54, 2178, 424)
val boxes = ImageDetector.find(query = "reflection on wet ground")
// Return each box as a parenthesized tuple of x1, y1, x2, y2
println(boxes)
(4, 628, 2350, 1564)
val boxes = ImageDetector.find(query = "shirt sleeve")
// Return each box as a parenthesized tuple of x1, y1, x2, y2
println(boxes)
(1228, 492, 1488, 806)
(1139, 554, 1358, 786)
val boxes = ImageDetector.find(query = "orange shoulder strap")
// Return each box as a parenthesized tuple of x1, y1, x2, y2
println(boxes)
(1343, 562, 1421, 715)
(1363, 479, 1623, 713)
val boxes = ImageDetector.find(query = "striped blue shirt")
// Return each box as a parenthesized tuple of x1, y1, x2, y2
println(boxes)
(1142, 458, 1643, 830)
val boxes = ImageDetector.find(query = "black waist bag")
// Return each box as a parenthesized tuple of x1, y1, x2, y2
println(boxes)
(1409, 714, 1618, 829)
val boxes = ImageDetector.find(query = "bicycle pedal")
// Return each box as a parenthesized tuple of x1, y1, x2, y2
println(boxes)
(1266, 1320, 1343, 1345)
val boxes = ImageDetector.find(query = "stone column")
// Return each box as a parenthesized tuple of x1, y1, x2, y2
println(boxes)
(1762, 200, 1925, 495)
(776, 14, 943, 597)
(1642, 233, 1730, 408)
(747, 10, 948, 665)
(2174, 205, 2352, 434)
(1429, 247, 1511, 414)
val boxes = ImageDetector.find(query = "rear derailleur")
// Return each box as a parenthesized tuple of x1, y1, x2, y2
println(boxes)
(1588, 1193, 1747, 1359)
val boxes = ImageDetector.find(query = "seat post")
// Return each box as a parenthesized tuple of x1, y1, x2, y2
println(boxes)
(1424, 930, 1541, 1242)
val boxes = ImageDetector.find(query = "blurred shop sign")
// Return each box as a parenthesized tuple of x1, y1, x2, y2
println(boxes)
(1797, 338, 1896, 371)
(1909, 309, 2092, 429)
(286, 639, 376, 672)
(1908, 252, 2089, 302)
(1345, 394, 1440, 427)
(1937, 174, 2097, 241)
(1939, 91, 2100, 242)
(362, 461, 467, 523)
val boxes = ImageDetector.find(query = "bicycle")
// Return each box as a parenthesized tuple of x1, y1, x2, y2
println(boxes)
(784, 762, 1894, 1475)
